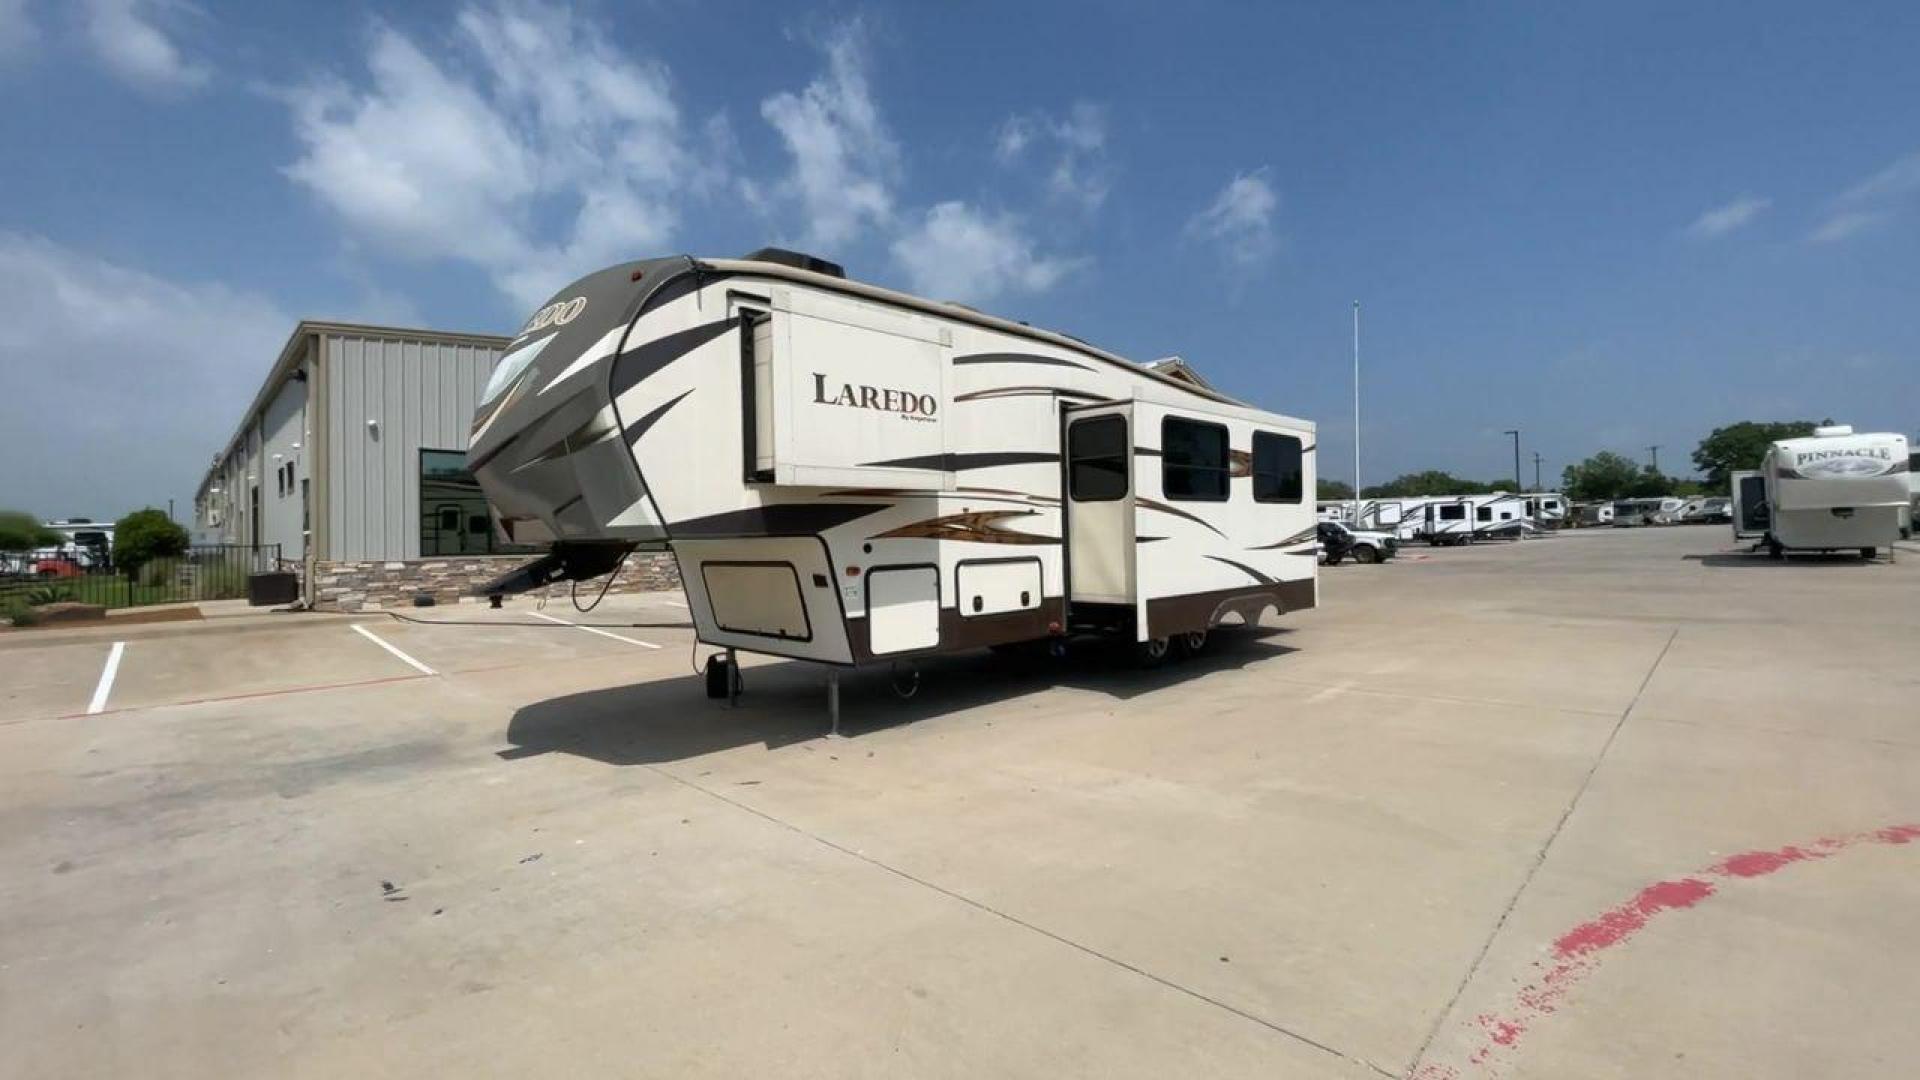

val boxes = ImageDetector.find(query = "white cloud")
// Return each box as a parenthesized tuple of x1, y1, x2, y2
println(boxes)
(1835, 150, 1920, 206)
(757, 21, 898, 252)
(81, 0, 209, 94)
(1186, 169, 1278, 267)
(1808, 210, 1885, 245)
(0, 233, 289, 519)
(285, 1, 712, 310)
(0, 0, 40, 62)
(993, 102, 1110, 210)
(890, 201, 1085, 305)
(1809, 149, 1920, 244)
(1684, 195, 1769, 239)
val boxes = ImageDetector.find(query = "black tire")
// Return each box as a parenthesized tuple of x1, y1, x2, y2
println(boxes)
(1175, 629, 1209, 658)
(1130, 636, 1172, 668)
(1325, 551, 1343, 565)
(1860, 547, 1876, 560)
(1352, 544, 1379, 564)
(1767, 538, 1784, 559)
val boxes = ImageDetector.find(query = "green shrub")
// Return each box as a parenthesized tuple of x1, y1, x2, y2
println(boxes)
(24, 584, 74, 607)
(1, 604, 36, 627)
(113, 508, 189, 573)
(138, 560, 177, 588)
(0, 510, 58, 553)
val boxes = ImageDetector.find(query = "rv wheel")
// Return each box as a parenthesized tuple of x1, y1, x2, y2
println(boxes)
(1176, 629, 1209, 657)
(1860, 547, 1876, 560)
(1767, 539, 1784, 559)
(1131, 636, 1172, 668)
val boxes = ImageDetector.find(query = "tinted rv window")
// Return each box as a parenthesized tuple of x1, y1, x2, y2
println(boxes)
(1252, 432, 1303, 503)
(1068, 416, 1127, 501)
(1440, 504, 1466, 521)
(1476, 507, 1491, 522)
(1162, 417, 1229, 501)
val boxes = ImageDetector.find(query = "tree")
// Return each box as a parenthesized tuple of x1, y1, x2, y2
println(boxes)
(0, 510, 59, 552)
(113, 508, 189, 573)
(1561, 452, 1654, 502)
(1692, 421, 1818, 488)
(1316, 478, 1354, 500)
(1363, 470, 1498, 498)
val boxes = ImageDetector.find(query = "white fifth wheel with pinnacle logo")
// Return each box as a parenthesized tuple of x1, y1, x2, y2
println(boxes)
(466, 249, 1318, 680)
(1731, 425, 1910, 559)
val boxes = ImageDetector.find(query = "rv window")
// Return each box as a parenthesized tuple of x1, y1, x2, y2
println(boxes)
(1440, 504, 1466, 521)
(1162, 417, 1229, 501)
(1068, 416, 1127, 501)
(1476, 507, 1491, 522)
(1251, 432, 1303, 503)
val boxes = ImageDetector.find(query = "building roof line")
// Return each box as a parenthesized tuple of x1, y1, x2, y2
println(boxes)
(197, 320, 513, 500)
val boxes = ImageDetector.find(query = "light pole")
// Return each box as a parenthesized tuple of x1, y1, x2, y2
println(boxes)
(1504, 430, 1521, 492)
(1351, 301, 1361, 509)
(1648, 445, 1661, 474)
(1532, 451, 1542, 492)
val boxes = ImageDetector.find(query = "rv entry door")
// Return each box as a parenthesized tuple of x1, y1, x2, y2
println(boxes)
(1731, 470, 1769, 540)
(1063, 403, 1136, 605)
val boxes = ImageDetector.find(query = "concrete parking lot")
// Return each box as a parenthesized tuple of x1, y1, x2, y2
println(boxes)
(2, 527, 1917, 1079)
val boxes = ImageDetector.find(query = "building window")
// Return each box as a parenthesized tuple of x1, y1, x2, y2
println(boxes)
(1162, 416, 1229, 501)
(420, 449, 538, 555)
(1251, 432, 1303, 503)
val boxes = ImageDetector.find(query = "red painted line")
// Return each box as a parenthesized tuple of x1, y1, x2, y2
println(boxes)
(1416, 823, 1920, 1079)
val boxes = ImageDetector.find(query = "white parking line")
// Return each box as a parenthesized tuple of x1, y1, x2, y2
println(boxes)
(87, 642, 125, 715)
(351, 623, 438, 675)
(657, 598, 688, 608)
(531, 610, 662, 649)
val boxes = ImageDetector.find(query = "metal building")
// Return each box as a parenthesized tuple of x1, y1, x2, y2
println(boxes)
(194, 321, 521, 605)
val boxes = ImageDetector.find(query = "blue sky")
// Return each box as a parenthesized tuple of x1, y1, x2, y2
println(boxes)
(2, 0, 1917, 519)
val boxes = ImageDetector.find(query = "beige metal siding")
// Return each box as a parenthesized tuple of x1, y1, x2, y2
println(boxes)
(322, 332, 505, 561)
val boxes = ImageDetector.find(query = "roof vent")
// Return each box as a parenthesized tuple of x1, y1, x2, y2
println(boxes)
(1813, 424, 1854, 437)
(741, 247, 845, 279)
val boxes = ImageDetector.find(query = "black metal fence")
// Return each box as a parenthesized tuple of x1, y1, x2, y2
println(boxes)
(0, 544, 284, 613)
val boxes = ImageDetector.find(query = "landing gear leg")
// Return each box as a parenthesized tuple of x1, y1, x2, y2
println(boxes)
(726, 647, 740, 707)
(827, 668, 842, 738)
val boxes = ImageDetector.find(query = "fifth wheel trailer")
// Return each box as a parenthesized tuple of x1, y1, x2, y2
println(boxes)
(1735, 425, 1910, 558)
(468, 249, 1319, 673)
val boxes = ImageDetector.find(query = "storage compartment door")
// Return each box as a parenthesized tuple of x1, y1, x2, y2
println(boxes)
(956, 559, 1042, 617)
(702, 563, 811, 641)
(866, 566, 941, 654)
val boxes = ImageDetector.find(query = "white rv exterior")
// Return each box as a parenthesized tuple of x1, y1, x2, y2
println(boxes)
(468, 251, 1319, 666)
(1610, 496, 1686, 526)
(1523, 493, 1568, 528)
(1753, 426, 1908, 557)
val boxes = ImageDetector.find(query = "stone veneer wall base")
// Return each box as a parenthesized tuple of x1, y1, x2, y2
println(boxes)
(309, 553, 680, 611)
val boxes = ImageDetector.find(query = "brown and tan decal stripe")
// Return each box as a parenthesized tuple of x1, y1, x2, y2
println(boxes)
(1247, 526, 1319, 551)
(870, 509, 1058, 545)
(954, 386, 1106, 403)
(952, 352, 1096, 373)
(1135, 496, 1227, 538)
